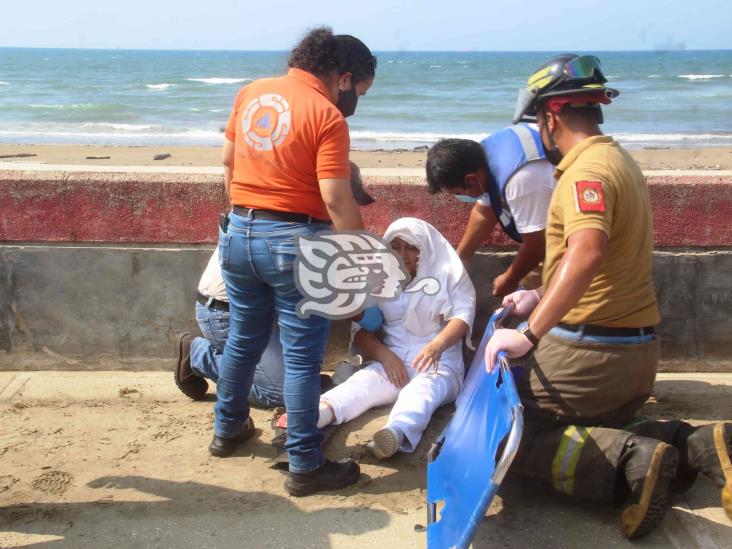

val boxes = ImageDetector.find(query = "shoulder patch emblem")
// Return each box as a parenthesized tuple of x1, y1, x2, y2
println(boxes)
(574, 180, 605, 212)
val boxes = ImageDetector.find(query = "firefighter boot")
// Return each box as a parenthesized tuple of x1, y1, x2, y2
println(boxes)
(618, 436, 678, 540)
(675, 422, 732, 520)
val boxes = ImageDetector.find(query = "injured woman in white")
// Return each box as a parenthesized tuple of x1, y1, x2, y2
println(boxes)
(318, 217, 476, 459)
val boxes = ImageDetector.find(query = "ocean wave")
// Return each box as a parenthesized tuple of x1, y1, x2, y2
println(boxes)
(1, 125, 729, 150)
(348, 130, 732, 150)
(77, 122, 157, 131)
(0, 81, 9, 85)
(28, 103, 98, 109)
(146, 83, 175, 90)
(615, 132, 732, 142)
(187, 77, 251, 85)
(678, 74, 725, 80)
(613, 132, 732, 149)
(350, 130, 489, 143)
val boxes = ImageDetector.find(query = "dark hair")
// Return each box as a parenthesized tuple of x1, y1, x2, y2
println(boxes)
(539, 100, 603, 125)
(425, 139, 488, 194)
(288, 27, 376, 84)
(333, 35, 377, 85)
(563, 105, 603, 125)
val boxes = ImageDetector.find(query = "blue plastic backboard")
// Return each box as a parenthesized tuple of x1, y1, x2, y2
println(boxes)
(427, 307, 524, 549)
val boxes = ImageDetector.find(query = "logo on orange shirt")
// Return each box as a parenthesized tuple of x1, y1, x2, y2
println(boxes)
(241, 94, 291, 151)
(574, 180, 606, 212)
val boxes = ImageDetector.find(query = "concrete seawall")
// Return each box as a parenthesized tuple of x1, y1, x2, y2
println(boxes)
(1, 167, 731, 369)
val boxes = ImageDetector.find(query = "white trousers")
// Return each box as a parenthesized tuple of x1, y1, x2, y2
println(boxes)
(321, 361, 462, 453)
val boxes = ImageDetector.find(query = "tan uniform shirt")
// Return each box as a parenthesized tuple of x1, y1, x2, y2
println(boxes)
(542, 135, 660, 327)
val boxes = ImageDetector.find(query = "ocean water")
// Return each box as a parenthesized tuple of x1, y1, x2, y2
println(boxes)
(0, 48, 730, 150)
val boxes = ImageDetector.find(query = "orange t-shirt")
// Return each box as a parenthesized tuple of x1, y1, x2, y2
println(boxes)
(225, 68, 351, 220)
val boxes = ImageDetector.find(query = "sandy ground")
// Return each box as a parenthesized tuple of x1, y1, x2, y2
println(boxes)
(1, 144, 732, 171)
(1, 371, 731, 548)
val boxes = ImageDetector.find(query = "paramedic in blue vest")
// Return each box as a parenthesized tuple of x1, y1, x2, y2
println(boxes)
(425, 124, 556, 297)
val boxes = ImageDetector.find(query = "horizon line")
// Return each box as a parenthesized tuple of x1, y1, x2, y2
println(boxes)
(1, 45, 730, 53)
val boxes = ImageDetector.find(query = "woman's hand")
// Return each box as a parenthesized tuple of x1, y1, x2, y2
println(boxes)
(381, 350, 409, 388)
(412, 338, 444, 373)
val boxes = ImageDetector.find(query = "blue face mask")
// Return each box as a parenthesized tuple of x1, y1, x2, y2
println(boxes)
(454, 194, 478, 204)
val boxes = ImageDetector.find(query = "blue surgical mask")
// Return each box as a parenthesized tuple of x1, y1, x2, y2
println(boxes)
(455, 194, 478, 204)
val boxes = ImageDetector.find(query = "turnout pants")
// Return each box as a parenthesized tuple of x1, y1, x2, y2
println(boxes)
(509, 330, 685, 502)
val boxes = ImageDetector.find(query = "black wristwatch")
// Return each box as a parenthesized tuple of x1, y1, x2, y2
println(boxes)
(519, 324, 540, 347)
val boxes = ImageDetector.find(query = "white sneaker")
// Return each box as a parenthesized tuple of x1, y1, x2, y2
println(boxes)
(369, 426, 402, 459)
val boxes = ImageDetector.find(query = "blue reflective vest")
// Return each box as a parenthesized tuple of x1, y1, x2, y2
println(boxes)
(481, 124, 546, 242)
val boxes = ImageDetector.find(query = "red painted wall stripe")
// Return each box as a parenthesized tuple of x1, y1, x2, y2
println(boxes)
(1, 171, 730, 247)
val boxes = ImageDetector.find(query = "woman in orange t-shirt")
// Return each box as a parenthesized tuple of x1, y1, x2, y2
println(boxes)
(211, 28, 376, 497)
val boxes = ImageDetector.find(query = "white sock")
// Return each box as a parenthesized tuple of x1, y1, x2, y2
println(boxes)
(317, 403, 334, 429)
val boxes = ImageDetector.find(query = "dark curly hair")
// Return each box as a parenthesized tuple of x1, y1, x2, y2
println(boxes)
(289, 27, 377, 85)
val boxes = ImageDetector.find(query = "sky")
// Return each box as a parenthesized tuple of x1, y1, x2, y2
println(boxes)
(1, 0, 730, 51)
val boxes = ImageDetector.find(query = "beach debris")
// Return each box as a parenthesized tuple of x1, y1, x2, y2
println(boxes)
(0, 153, 37, 159)
(154, 153, 172, 160)
(414, 524, 427, 533)
(85, 156, 111, 160)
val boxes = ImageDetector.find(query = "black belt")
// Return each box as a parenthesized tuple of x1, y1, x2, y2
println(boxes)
(196, 291, 229, 312)
(557, 323, 655, 337)
(232, 206, 330, 224)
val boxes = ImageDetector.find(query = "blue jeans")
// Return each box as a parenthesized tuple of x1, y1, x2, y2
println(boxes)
(216, 212, 331, 473)
(190, 301, 285, 408)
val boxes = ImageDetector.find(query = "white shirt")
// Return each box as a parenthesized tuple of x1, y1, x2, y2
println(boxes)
(197, 249, 228, 301)
(476, 160, 556, 234)
(379, 292, 464, 376)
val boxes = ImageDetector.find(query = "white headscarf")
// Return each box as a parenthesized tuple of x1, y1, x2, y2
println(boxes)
(383, 217, 476, 346)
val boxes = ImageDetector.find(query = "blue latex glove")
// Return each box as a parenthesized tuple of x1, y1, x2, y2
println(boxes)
(358, 306, 384, 332)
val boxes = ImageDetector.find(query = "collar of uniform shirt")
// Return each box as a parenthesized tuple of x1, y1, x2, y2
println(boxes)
(554, 135, 614, 179)
(287, 68, 333, 101)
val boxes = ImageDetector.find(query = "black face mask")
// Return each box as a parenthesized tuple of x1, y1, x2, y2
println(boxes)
(539, 110, 563, 165)
(337, 86, 359, 118)
(543, 143, 563, 166)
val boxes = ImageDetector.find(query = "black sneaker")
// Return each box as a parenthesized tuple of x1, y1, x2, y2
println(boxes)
(174, 333, 208, 400)
(677, 422, 732, 519)
(619, 436, 678, 540)
(284, 459, 360, 497)
(208, 417, 255, 457)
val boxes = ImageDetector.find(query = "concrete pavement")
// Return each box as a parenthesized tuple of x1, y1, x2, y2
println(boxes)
(1, 370, 730, 548)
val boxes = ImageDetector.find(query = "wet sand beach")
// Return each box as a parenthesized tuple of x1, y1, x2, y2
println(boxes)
(1, 144, 731, 171)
